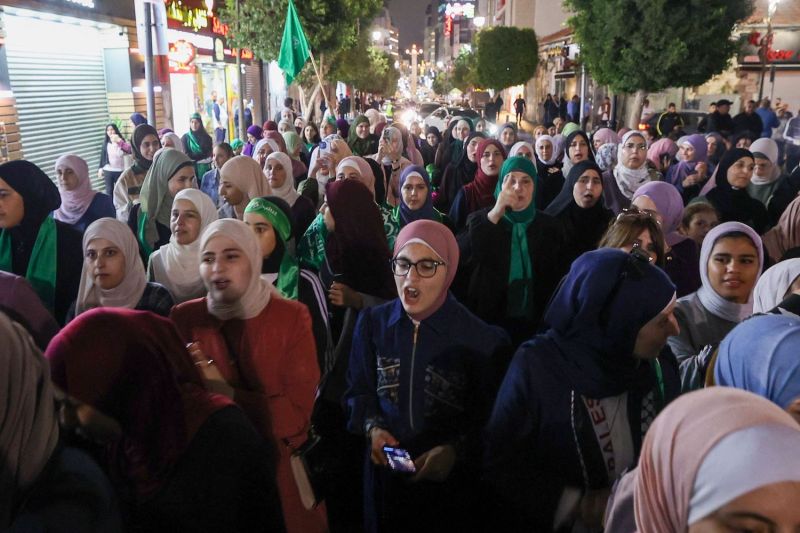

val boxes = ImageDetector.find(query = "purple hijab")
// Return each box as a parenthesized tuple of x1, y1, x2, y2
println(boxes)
(665, 134, 708, 191)
(243, 125, 263, 157)
(592, 127, 620, 147)
(632, 181, 687, 246)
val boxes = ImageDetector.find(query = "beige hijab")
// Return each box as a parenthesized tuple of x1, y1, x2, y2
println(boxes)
(200, 218, 271, 320)
(76, 217, 148, 315)
(219, 155, 271, 218)
(0, 311, 58, 526)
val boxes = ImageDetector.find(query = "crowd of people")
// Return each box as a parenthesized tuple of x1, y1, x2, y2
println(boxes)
(3, 94, 800, 533)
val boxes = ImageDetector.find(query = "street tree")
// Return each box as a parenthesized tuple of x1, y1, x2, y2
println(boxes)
(329, 31, 400, 96)
(565, 0, 754, 127)
(452, 50, 480, 92)
(475, 27, 538, 90)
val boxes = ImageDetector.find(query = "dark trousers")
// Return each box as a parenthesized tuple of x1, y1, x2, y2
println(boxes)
(102, 169, 122, 195)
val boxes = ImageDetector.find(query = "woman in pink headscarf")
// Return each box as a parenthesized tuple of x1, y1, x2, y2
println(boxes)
(53, 155, 115, 232)
(606, 387, 800, 532)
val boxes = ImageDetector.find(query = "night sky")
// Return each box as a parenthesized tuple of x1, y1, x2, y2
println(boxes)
(387, 0, 429, 52)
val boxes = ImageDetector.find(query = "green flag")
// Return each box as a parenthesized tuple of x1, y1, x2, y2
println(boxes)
(277, 0, 311, 85)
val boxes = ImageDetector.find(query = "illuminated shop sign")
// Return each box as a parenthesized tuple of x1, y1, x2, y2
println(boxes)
(166, 0, 210, 32)
(169, 39, 197, 73)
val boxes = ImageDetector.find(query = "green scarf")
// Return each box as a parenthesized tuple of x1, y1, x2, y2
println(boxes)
(244, 198, 299, 299)
(494, 156, 539, 319)
(138, 148, 192, 254)
(0, 215, 58, 310)
(297, 214, 328, 271)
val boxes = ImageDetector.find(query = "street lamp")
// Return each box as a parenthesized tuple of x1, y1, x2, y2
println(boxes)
(371, 30, 382, 42)
(436, 60, 444, 69)
(473, 16, 485, 28)
(405, 44, 419, 99)
(759, 0, 781, 101)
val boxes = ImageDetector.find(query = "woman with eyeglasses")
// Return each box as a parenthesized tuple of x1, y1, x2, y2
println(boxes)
(544, 160, 613, 265)
(602, 130, 661, 215)
(484, 247, 681, 531)
(632, 181, 702, 297)
(458, 156, 567, 346)
(599, 206, 667, 266)
(346, 219, 510, 533)
(668, 222, 763, 390)
(448, 138, 507, 234)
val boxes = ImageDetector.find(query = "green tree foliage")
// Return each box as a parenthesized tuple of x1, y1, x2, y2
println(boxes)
(475, 26, 538, 90)
(328, 32, 400, 95)
(565, 0, 754, 93)
(452, 50, 480, 92)
(432, 71, 452, 96)
(220, 0, 382, 62)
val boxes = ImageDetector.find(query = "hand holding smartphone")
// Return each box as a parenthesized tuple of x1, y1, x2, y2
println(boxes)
(383, 446, 416, 474)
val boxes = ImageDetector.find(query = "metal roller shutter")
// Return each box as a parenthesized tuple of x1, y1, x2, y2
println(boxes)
(2, 10, 114, 190)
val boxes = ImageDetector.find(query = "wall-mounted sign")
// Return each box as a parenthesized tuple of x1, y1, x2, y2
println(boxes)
(169, 39, 197, 73)
(211, 16, 229, 36)
(166, 0, 209, 32)
(443, 15, 453, 37)
(739, 29, 800, 67)
(213, 37, 225, 62)
(442, 2, 475, 20)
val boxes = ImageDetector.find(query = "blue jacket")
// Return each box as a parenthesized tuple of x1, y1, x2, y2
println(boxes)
(756, 107, 780, 138)
(346, 293, 510, 452)
(200, 168, 221, 206)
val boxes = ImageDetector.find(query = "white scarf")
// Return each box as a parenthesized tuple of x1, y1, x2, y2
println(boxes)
(200, 219, 271, 320)
(749, 138, 781, 186)
(158, 189, 218, 302)
(265, 152, 300, 206)
(697, 222, 763, 323)
(613, 132, 651, 199)
(76, 218, 147, 315)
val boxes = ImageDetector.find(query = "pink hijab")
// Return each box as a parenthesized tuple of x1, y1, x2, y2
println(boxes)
(336, 156, 376, 197)
(53, 155, 96, 225)
(393, 219, 459, 321)
(633, 387, 800, 532)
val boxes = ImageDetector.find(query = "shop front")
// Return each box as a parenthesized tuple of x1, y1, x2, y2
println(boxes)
(165, 0, 257, 141)
(737, 25, 800, 114)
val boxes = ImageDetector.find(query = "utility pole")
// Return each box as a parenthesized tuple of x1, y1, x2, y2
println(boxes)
(143, 1, 156, 126)
(235, 0, 246, 141)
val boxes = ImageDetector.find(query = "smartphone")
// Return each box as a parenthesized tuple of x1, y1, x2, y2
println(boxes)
(383, 446, 416, 474)
(382, 130, 392, 141)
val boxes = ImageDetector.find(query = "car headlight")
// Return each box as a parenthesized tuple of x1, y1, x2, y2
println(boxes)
(488, 124, 498, 135)
(401, 110, 417, 126)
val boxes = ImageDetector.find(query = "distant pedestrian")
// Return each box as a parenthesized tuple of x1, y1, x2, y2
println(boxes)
(656, 103, 684, 137)
(733, 99, 764, 138)
(513, 94, 526, 126)
(706, 98, 735, 138)
(756, 98, 780, 139)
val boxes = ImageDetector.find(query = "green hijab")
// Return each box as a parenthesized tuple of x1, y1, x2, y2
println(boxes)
(561, 122, 580, 138)
(494, 156, 538, 319)
(244, 197, 300, 300)
(138, 148, 193, 256)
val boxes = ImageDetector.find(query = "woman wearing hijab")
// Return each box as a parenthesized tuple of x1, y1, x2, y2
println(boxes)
(302, 122, 321, 152)
(282, 130, 308, 183)
(47, 308, 286, 532)
(1, 311, 120, 530)
(668, 222, 763, 366)
(391, 165, 451, 247)
(459, 156, 566, 345)
(530, 135, 564, 209)
(368, 126, 412, 207)
(764, 196, 800, 264)
(113, 123, 161, 222)
(0, 272, 59, 350)
(665, 134, 710, 202)
(171, 219, 328, 533)
(747, 137, 785, 207)
(646, 137, 679, 174)
(611, 388, 800, 532)
(752, 258, 800, 316)
(595, 142, 618, 173)
(509, 141, 534, 159)
(335, 118, 350, 139)
(705, 132, 726, 174)
(702, 148, 769, 233)
(347, 115, 378, 157)
(561, 129, 594, 177)
(346, 220, 510, 533)
(434, 117, 473, 173)
(298, 136, 352, 208)
(449, 138, 506, 233)
(0, 160, 83, 325)
(244, 196, 333, 372)
(218, 155, 271, 220)
(544, 160, 613, 264)
(497, 122, 518, 154)
(485, 247, 681, 531)
(716, 315, 800, 421)
(632, 181, 702, 297)
(148, 189, 218, 303)
(161, 132, 184, 153)
(130, 148, 195, 257)
(53, 155, 115, 233)
(265, 152, 316, 239)
(435, 131, 487, 213)
(591, 127, 620, 152)
(71, 217, 173, 320)
(420, 125, 441, 166)
(182, 113, 213, 178)
(98, 123, 130, 194)
(130, 112, 147, 129)
(243, 124, 263, 157)
(603, 130, 659, 215)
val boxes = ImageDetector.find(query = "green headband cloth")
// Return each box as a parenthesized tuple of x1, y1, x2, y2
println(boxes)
(231, 138, 244, 150)
(190, 112, 202, 121)
(561, 122, 580, 138)
(244, 198, 299, 300)
(495, 156, 538, 320)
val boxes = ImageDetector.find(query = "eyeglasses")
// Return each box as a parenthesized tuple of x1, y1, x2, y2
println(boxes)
(623, 142, 648, 152)
(615, 206, 661, 225)
(391, 258, 446, 278)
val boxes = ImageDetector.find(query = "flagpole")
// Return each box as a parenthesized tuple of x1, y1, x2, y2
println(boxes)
(308, 50, 331, 118)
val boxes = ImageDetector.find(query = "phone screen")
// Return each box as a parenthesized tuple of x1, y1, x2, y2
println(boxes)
(383, 446, 416, 473)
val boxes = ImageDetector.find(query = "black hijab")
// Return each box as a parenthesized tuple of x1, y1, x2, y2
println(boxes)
(0, 160, 60, 239)
(564, 130, 596, 163)
(436, 131, 487, 210)
(706, 148, 768, 232)
(131, 124, 159, 174)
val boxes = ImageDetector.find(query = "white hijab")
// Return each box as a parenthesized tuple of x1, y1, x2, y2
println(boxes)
(157, 189, 218, 302)
(265, 151, 300, 206)
(200, 218, 271, 320)
(697, 222, 763, 322)
(76, 217, 148, 315)
(614, 131, 651, 199)
(510, 141, 535, 160)
(750, 138, 781, 185)
(752, 258, 800, 314)
(535, 135, 558, 165)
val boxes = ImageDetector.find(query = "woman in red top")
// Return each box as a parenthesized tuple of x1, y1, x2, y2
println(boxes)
(171, 218, 327, 533)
